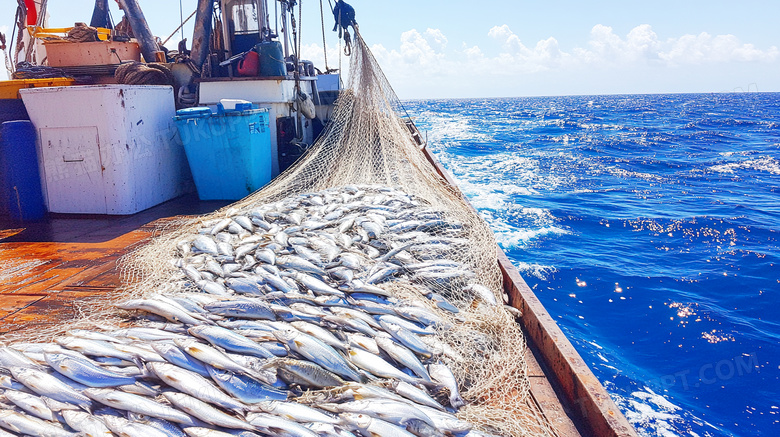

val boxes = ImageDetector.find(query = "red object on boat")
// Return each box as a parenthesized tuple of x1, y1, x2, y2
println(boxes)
(24, 0, 37, 25)
(237, 51, 259, 77)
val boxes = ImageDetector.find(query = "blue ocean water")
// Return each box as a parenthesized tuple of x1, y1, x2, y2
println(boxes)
(404, 93, 780, 437)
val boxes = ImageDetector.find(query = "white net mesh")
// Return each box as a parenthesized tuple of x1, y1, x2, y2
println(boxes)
(2, 30, 560, 437)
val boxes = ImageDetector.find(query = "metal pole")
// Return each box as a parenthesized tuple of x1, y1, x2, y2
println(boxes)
(190, 0, 213, 71)
(89, 0, 111, 29)
(117, 0, 160, 62)
(281, 0, 289, 58)
(257, 0, 268, 40)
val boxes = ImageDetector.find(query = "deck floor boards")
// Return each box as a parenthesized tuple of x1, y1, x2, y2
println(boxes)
(0, 194, 230, 336)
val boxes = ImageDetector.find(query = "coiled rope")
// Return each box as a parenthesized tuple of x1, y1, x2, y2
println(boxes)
(66, 23, 98, 42)
(12, 61, 68, 79)
(114, 61, 174, 86)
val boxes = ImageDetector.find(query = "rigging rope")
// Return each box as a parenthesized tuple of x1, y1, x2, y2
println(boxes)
(179, 0, 184, 41)
(298, 0, 302, 68)
(319, 0, 329, 71)
(162, 9, 197, 46)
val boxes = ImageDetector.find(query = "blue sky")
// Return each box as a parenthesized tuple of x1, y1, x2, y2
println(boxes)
(2, 0, 778, 98)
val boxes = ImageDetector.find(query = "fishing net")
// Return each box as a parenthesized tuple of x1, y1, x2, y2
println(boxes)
(2, 30, 559, 437)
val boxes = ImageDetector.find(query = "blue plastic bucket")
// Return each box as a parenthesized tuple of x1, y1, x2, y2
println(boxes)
(1, 120, 46, 221)
(174, 107, 272, 200)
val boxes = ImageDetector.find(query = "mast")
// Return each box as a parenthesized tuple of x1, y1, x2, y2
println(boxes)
(117, 0, 160, 62)
(257, 0, 268, 40)
(281, 0, 289, 58)
(191, 0, 213, 72)
(89, 0, 111, 29)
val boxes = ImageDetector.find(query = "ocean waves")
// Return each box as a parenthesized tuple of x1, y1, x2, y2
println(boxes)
(406, 92, 780, 437)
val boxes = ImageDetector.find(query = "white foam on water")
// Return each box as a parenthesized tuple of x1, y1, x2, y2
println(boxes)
(605, 165, 668, 182)
(494, 225, 569, 250)
(514, 262, 558, 280)
(710, 156, 780, 175)
(421, 112, 492, 143)
(607, 385, 721, 437)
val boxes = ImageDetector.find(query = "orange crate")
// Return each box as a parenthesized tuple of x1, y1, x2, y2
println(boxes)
(0, 78, 76, 99)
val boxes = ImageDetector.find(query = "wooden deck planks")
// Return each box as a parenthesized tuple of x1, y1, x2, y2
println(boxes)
(0, 228, 153, 335)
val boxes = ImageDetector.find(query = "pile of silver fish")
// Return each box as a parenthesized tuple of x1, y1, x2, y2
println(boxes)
(0, 185, 502, 437)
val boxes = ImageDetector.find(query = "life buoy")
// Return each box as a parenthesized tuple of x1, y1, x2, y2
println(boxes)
(24, 0, 37, 25)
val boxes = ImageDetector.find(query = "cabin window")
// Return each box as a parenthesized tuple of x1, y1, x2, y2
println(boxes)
(231, 0, 259, 34)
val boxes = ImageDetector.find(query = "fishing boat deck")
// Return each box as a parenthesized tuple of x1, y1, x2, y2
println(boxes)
(0, 194, 230, 336)
(0, 187, 633, 437)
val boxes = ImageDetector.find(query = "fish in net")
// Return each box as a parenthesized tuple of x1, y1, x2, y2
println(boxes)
(0, 29, 560, 437)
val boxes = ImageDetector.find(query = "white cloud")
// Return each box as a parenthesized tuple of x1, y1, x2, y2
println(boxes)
(423, 28, 448, 52)
(307, 24, 780, 98)
(577, 24, 778, 67)
(485, 25, 568, 72)
(660, 33, 779, 65)
(578, 24, 661, 64)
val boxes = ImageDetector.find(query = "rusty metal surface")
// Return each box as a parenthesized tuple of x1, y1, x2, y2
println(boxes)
(420, 145, 637, 437)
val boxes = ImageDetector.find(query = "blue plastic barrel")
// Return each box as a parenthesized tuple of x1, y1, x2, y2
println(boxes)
(257, 41, 287, 77)
(1, 120, 46, 221)
(174, 107, 272, 200)
(0, 99, 29, 123)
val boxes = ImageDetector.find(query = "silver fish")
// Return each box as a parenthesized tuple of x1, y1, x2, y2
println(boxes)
(4, 389, 58, 421)
(10, 367, 92, 408)
(414, 405, 473, 433)
(162, 392, 256, 431)
(427, 363, 466, 409)
(204, 298, 276, 320)
(276, 255, 327, 276)
(339, 412, 417, 437)
(383, 380, 445, 412)
(0, 410, 76, 437)
(0, 346, 44, 369)
(405, 418, 446, 437)
(271, 358, 346, 388)
(463, 283, 498, 305)
(253, 400, 340, 424)
(293, 272, 345, 297)
(273, 329, 363, 382)
(346, 348, 422, 384)
(290, 321, 349, 352)
(114, 327, 188, 341)
(254, 268, 298, 293)
(330, 398, 436, 427)
(376, 314, 435, 335)
(199, 280, 231, 296)
(192, 235, 219, 255)
(44, 353, 137, 387)
(117, 298, 209, 325)
(101, 415, 170, 437)
(84, 389, 198, 426)
(148, 362, 247, 412)
(378, 320, 434, 358)
(174, 338, 262, 380)
(375, 337, 431, 381)
(61, 410, 113, 437)
(188, 325, 275, 359)
(183, 427, 261, 437)
(247, 412, 319, 437)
